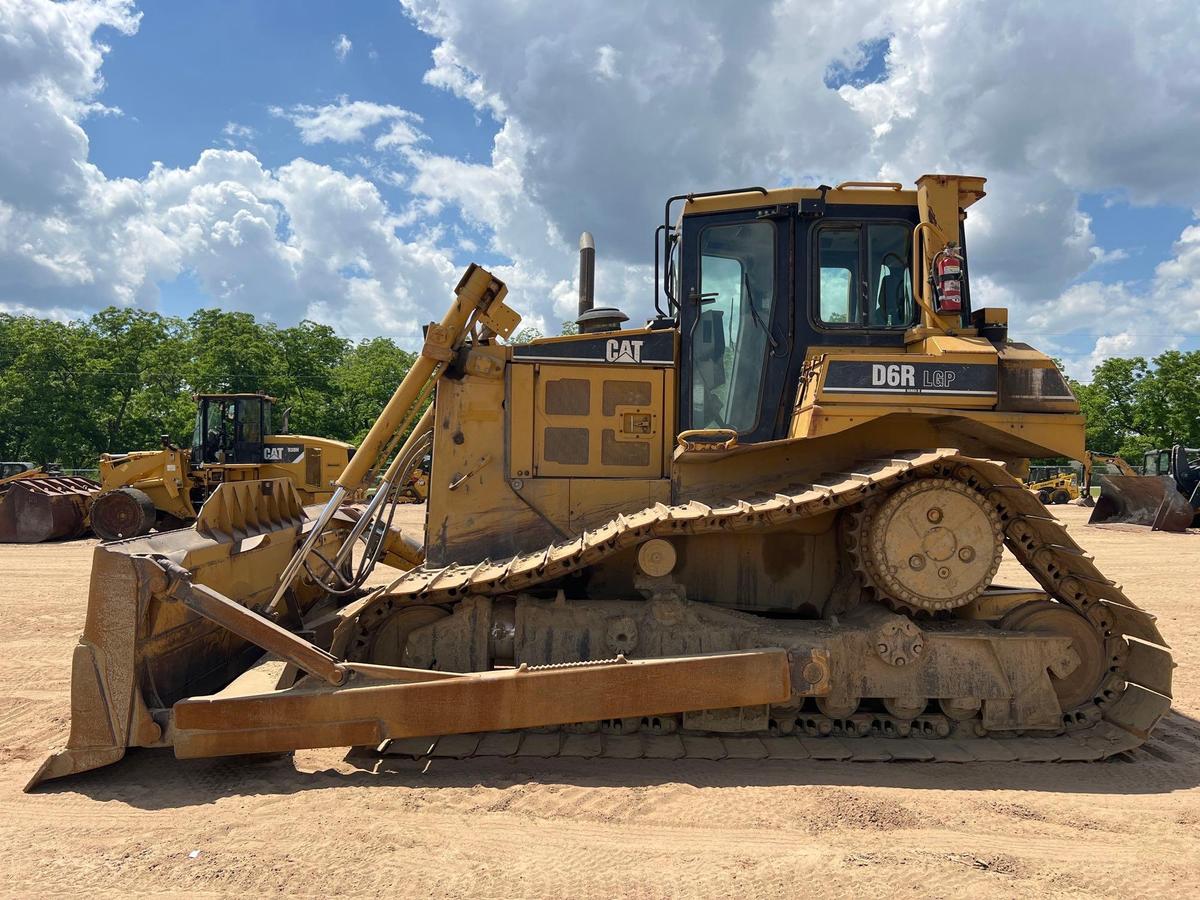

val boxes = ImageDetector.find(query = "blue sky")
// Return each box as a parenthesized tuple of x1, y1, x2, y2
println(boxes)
(1, 0, 1199, 377)
(83, 1, 500, 322)
(87, 2, 493, 176)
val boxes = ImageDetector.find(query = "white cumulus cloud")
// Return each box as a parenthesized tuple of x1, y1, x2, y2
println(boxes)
(333, 32, 352, 62)
(397, 0, 1200, 373)
(0, 1, 459, 342)
(270, 96, 425, 146)
(3, 0, 1200, 376)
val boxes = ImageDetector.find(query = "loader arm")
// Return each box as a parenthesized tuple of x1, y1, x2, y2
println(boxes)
(1083, 451, 1136, 489)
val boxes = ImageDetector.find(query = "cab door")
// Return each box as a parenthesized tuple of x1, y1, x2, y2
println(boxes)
(677, 210, 793, 443)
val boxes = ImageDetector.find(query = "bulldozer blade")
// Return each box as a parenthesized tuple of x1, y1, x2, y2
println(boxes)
(1089, 474, 1194, 532)
(27, 478, 346, 791)
(0, 475, 97, 543)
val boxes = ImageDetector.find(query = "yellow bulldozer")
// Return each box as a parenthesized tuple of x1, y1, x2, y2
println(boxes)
(1026, 468, 1081, 505)
(30, 174, 1173, 790)
(89, 393, 355, 541)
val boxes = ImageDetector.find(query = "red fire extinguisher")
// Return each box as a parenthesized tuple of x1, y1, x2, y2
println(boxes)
(932, 245, 964, 313)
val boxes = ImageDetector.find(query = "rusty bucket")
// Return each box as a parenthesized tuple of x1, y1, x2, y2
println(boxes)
(0, 475, 98, 542)
(1089, 474, 1194, 532)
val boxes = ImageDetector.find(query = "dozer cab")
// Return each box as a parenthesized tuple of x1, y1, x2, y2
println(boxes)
(31, 175, 1173, 789)
(89, 392, 354, 541)
(1089, 445, 1200, 531)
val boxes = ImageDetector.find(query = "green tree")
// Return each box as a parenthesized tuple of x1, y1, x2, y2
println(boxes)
(276, 320, 350, 437)
(186, 308, 288, 397)
(1075, 356, 1150, 457)
(0, 315, 97, 466)
(1134, 350, 1200, 449)
(85, 307, 192, 453)
(329, 337, 417, 443)
(0, 305, 424, 462)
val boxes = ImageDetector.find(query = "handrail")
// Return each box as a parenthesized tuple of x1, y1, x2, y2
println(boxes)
(910, 221, 947, 323)
(835, 181, 903, 191)
(677, 428, 739, 452)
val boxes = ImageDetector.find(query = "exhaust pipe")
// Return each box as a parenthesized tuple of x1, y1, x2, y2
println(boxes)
(578, 231, 595, 318)
(574, 231, 629, 334)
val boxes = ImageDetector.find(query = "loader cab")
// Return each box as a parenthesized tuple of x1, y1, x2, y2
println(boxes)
(672, 187, 943, 443)
(191, 393, 275, 467)
(1145, 446, 1200, 497)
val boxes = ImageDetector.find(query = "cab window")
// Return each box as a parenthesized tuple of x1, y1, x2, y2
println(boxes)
(817, 222, 914, 329)
(192, 398, 235, 464)
(239, 398, 264, 443)
(691, 221, 776, 433)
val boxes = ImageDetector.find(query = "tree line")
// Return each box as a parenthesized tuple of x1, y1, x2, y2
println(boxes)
(0, 307, 416, 468)
(1, 305, 1195, 469)
(1069, 350, 1200, 460)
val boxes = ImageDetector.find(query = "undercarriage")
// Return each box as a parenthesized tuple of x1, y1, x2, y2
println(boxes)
(30, 448, 1170, 788)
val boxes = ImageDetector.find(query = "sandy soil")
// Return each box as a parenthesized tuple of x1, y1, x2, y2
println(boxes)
(1, 503, 1197, 898)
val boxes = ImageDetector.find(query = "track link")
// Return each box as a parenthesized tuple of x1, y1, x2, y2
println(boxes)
(369, 448, 1173, 762)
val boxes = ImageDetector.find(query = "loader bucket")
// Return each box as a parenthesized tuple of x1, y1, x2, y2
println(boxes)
(1089, 474, 1195, 532)
(28, 478, 347, 790)
(0, 475, 97, 543)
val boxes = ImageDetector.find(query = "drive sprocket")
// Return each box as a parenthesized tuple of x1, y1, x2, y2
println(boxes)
(854, 476, 1004, 615)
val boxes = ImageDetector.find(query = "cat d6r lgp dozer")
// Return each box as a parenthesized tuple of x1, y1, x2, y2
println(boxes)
(31, 175, 1174, 789)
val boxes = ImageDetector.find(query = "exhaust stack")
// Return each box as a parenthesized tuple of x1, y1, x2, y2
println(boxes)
(574, 231, 628, 334)
(578, 231, 595, 319)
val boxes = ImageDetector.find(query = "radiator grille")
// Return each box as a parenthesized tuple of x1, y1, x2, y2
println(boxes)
(998, 365, 1075, 411)
(601, 429, 650, 467)
(602, 379, 652, 416)
(543, 427, 590, 465)
(545, 378, 591, 416)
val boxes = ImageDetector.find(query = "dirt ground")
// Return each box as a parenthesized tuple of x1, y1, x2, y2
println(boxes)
(1, 503, 1197, 898)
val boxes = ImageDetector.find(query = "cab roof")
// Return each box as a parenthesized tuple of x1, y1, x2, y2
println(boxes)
(680, 175, 986, 218)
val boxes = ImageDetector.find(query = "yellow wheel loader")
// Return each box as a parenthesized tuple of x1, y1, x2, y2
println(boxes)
(30, 175, 1173, 790)
(90, 393, 354, 541)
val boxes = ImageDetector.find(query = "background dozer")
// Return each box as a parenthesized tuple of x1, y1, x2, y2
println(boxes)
(1026, 469, 1080, 505)
(31, 174, 1174, 790)
(89, 392, 354, 541)
(1089, 445, 1200, 531)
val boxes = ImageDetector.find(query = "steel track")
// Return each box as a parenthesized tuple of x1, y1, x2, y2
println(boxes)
(366, 449, 1173, 762)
